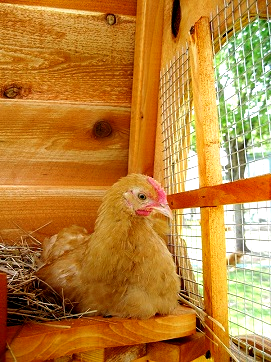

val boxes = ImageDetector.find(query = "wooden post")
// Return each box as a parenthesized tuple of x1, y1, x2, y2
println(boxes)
(128, 0, 164, 175)
(0, 273, 7, 362)
(189, 17, 229, 361)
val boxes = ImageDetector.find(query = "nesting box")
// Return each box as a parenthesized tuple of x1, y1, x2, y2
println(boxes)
(0, 0, 270, 361)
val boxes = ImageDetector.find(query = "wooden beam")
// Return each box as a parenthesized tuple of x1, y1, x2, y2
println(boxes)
(190, 22, 221, 188)
(128, 0, 164, 175)
(168, 174, 271, 209)
(147, 332, 206, 362)
(6, 305, 196, 362)
(0, 273, 7, 362)
(190, 16, 229, 361)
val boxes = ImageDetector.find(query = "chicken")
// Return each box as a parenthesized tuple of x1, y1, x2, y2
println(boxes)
(36, 174, 180, 319)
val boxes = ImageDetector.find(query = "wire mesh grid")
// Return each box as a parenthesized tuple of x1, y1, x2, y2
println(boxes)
(160, 49, 203, 308)
(211, 0, 271, 183)
(211, 0, 271, 359)
(160, 48, 198, 195)
(167, 208, 203, 308)
(225, 202, 271, 360)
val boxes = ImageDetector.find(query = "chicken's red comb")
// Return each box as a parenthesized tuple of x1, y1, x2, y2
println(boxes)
(147, 176, 168, 204)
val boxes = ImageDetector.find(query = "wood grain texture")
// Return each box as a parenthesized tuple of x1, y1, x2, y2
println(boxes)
(5, 306, 196, 362)
(0, 0, 137, 15)
(200, 206, 228, 360)
(190, 18, 221, 189)
(103, 345, 146, 362)
(0, 273, 7, 362)
(168, 174, 271, 209)
(189, 17, 229, 361)
(147, 332, 206, 362)
(128, 0, 164, 176)
(0, 186, 106, 240)
(0, 100, 129, 186)
(74, 345, 147, 362)
(0, 3, 135, 105)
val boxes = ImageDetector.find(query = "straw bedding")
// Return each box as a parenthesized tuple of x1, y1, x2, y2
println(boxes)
(0, 235, 92, 325)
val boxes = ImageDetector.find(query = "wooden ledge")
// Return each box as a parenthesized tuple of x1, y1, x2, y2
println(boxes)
(6, 306, 196, 362)
(168, 174, 271, 209)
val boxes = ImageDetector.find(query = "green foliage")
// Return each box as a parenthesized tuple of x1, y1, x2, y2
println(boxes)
(214, 18, 271, 180)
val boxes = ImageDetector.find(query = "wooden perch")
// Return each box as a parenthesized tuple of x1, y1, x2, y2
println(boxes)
(6, 305, 196, 362)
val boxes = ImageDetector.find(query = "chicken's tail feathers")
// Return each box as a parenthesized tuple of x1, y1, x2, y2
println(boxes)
(40, 225, 90, 263)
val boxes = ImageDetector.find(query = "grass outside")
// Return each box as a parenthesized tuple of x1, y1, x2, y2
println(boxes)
(179, 223, 271, 338)
(228, 266, 271, 337)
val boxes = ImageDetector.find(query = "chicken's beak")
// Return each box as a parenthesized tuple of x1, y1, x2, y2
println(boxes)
(152, 203, 173, 219)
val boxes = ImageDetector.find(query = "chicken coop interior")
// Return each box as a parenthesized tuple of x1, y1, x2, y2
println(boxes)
(0, 0, 270, 361)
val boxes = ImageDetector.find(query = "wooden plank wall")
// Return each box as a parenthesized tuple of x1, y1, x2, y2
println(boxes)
(0, 1, 136, 239)
(0, 0, 137, 15)
(0, 102, 130, 187)
(0, 4, 135, 104)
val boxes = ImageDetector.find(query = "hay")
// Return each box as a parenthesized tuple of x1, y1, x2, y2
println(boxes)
(0, 234, 96, 326)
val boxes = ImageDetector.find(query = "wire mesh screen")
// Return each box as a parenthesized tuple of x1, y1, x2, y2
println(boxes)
(211, 0, 271, 359)
(160, 48, 198, 195)
(160, 49, 203, 308)
(225, 202, 271, 360)
(211, 0, 271, 183)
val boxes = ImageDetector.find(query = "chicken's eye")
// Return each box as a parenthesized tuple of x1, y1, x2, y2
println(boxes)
(138, 193, 147, 201)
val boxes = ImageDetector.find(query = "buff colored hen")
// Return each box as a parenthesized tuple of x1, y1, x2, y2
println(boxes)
(37, 174, 180, 319)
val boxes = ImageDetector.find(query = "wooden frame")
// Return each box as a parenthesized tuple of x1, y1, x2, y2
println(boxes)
(128, 0, 164, 175)
(189, 17, 228, 360)
(168, 174, 271, 209)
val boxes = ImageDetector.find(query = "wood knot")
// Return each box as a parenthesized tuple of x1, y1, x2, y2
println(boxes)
(106, 14, 116, 26)
(93, 120, 112, 138)
(3, 85, 21, 99)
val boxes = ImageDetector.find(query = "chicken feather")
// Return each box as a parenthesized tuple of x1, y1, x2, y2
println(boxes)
(36, 174, 180, 319)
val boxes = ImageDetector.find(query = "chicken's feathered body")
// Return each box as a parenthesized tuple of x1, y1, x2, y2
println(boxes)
(37, 174, 180, 319)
